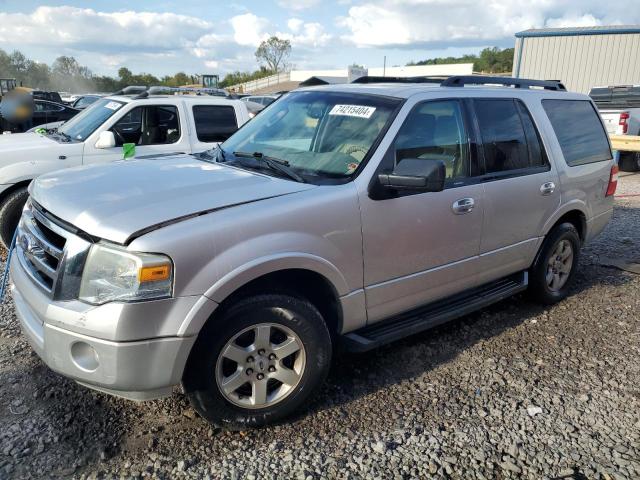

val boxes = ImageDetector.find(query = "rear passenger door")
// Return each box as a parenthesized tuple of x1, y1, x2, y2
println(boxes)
(473, 98, 560, 283)
(190, 105, 239, 152)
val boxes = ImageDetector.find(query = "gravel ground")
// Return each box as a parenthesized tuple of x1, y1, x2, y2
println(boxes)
(1, 174, 639, 480)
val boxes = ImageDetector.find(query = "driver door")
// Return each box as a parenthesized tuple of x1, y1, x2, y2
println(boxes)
(358, 98, 485, 323)
(83, 105, 185, 164)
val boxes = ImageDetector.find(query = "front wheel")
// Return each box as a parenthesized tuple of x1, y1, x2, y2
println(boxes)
(0, 187, 29, 249)
(183, 294, 332, 429)
(529, 223, 581, 305)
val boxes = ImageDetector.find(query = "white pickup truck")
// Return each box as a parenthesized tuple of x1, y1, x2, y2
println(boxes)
(590, 85, 640, 172)
(0, 94, 251, 246)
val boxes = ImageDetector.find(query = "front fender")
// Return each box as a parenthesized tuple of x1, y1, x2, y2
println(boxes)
(202, 252, 350, 303)
(174, 253, 350, 337)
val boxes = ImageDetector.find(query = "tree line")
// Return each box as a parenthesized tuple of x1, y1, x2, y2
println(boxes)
(0, 49, 209, 93)
(408, 47, 515, 74)
(2, 42, 513, 94)
(0, 37, 293, 93)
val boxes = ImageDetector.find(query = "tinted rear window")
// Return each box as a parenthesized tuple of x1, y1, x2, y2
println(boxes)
(542, 100, 612, 166)
(193, 105, 238, 143)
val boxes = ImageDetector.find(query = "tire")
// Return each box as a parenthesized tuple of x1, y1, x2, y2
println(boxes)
(619, 152, 640, 172)
(183, 294, 332, 429)
(0, 187, 29, 249)
(529, 223, 581, 305)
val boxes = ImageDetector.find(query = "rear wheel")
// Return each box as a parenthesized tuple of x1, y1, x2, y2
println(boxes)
(619, 152, 640, 172)
(184, 294, 332, 429)
(0, 187, 29, 249)
(529, 223, 581, 305)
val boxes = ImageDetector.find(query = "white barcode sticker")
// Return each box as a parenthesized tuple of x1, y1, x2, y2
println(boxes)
(329, 104, 376, 119)
(104, 101, 121, 111)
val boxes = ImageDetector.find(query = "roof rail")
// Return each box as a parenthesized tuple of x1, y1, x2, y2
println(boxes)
(112, 86, 149, 96)
(352, 75, 449, 84)
(112, 85, 228, 99)
(441, 75, 567, 91)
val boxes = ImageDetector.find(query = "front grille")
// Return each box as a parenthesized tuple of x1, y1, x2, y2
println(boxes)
(16, 202, 90, 299)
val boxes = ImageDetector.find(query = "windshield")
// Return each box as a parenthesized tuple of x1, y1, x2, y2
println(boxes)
(219, 91, 401, 181)
(58, 98, 125, 141)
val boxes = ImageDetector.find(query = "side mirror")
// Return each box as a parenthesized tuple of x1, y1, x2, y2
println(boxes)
(378, 158, 446, 192)
(95, 130, 116, 149)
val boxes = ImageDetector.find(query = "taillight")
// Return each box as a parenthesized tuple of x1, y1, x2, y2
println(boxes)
(606, 164, 618, 197)
(619, 112, 629, 134)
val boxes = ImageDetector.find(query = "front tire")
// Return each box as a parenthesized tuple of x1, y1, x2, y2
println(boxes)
(0, 187, 29, 249)
(529, 223, 581, 305)
(183, 294, 332, 429)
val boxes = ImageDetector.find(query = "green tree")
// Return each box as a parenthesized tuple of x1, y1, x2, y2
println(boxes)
(255, 36, 291, 73)
(408, 47, 514, 74)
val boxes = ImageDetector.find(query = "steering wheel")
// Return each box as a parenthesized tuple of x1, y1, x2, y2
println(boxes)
(112, 128, 126, 145)
(344, 144, 369, 160)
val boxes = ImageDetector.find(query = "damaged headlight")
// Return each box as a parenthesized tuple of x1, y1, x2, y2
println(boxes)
(79, 244, 173, 305)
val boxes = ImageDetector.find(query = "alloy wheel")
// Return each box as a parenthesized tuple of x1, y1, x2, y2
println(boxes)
(546, 239, 574, 291)
(215, 322, 306, 409)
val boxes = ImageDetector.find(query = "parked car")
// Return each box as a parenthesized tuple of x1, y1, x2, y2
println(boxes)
(71, 94, 103, 110)
(31, 90, 66, 104)
(241, 94, 279, 106)
(10, 76, 616, 429)
(0, 94, 251, 246)
(243, 100, 266, 118)
(31, 100, 80, 129)
(590, 84, 640, 171)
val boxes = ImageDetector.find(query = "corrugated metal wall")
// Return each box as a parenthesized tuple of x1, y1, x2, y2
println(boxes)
(513, 34, 640, 93)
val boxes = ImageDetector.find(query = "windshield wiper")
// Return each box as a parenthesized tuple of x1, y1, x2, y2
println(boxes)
(232, 151, 306, 183)
(52, 131, 72, 143)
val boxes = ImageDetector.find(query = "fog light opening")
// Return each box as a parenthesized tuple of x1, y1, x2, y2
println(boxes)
(70, 341, 99, 372)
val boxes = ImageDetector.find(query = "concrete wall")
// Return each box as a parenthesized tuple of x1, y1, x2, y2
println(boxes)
(513, 33, 640, 93)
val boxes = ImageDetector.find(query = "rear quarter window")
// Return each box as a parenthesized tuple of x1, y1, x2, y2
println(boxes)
(193, 105, 238, 143)
(542, 99, 612, 166)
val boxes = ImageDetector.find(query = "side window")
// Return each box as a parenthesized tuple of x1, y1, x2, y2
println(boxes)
(112, 107, 143, 146)
(474, 99, 530, 173)
(515, 100, 547, 168)
(542, 99, 612, 166)
(111, 106, 180, 146)
(393, 100, 471, 184)
(193, 105, 238, 143)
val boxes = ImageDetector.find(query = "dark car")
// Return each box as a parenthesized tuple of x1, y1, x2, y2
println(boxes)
(31, 90, 65, 104)
(71, 94, 102, 110)
(31, 100, 79, 129)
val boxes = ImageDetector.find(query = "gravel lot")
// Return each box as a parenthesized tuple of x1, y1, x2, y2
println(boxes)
(1, 173, 639, 480)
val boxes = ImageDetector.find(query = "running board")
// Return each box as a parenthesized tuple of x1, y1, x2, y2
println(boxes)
(342, 271, 528, 352)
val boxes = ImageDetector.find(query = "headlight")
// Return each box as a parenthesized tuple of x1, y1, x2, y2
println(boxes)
(79, 244, 173, 305)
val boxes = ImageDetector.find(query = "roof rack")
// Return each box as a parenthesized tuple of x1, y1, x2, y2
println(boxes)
(352, 75, 449, 84)
(112, 85, 228, 99)
(441, 75, 566, 91)
(111, 86, 149, 96)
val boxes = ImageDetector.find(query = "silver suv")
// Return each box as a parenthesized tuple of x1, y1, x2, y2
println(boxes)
(10, 76, 617, 428)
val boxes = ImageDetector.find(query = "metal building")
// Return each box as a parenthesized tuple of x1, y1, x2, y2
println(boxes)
(513, 26, 640, 93)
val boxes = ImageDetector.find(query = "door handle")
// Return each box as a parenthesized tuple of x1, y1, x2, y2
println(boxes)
(540, 182, 555, 196)
(452, 198, 475, 214)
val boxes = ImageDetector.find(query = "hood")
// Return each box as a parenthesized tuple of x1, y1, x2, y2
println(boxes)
(0, 132, 57, 156)
(31, 155, 316, 244)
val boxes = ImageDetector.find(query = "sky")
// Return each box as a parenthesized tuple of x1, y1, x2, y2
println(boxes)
(1, 0, 639, 78)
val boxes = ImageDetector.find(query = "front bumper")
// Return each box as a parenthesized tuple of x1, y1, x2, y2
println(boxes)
(10, 253, 197, 401)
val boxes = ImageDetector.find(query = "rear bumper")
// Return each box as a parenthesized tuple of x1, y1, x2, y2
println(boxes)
(11, 254, 196, 401)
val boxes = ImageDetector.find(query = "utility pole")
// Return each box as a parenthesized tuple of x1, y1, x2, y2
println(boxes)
(383, 56, 386, 77)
